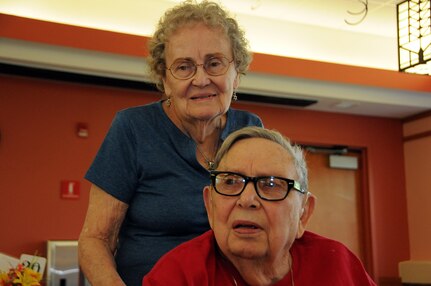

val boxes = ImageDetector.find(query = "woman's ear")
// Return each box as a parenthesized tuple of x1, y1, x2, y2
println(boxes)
(162, 77, 172, 98)
(233, 73, 240, 90)
(296, 193, 316, 239)
(203, 186, 214, 229)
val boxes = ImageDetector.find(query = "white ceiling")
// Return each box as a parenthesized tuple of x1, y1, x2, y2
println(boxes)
(0, 0, 400, 69)
(1, 0, 431, 118)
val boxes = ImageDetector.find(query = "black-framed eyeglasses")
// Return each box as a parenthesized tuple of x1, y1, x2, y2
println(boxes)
(166, 56, 234, 80)
(210, 171, 306, 201)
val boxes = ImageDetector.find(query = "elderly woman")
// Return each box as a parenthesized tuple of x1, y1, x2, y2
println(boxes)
(78, 1, 262, 285)
(143, 126, 376, 286)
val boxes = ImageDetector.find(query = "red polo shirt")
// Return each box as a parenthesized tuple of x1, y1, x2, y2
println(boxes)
(143, 230, 376, 286)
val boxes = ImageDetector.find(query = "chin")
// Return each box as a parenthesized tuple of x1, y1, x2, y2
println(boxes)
(228, 245, 267, 259)
(195, 103, 226, 115)
(191, 109, 220, 121)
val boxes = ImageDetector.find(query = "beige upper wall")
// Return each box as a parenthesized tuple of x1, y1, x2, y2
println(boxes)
(403, 116, 431, 138)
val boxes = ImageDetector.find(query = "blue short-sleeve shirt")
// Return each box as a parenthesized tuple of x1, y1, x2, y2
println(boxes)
(85, 101, 263, 285)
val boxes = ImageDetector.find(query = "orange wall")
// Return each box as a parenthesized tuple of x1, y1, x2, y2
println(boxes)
(403, 114, 431, 260)
(0, 75, 159, 255)
(0, 74, 409, 282)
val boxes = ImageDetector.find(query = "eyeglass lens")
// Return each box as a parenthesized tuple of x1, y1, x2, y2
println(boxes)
(213, 172, 291, 201)
(168, 56, 231, 79)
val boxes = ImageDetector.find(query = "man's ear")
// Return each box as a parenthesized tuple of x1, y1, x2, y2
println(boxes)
(296, 193, 316, 239)
(203, 186, 214, 229)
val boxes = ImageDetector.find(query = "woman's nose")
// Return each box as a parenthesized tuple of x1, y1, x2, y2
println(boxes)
(192, 64, 211, 86)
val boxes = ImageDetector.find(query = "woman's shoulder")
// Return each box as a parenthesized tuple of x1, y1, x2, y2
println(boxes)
(112, 101, 165, 129)
(228, 107, 260, 119)
(225, 108, 263, 133)
(117, 101, 162, 118)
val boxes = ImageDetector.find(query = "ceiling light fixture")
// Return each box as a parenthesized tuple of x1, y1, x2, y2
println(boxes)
(397, 0, 431, 75)
(345, 0, 369, 26)
(250, 0, 262, 11)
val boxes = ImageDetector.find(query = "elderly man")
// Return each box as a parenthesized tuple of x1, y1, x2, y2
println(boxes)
(143, 126, 376, 286)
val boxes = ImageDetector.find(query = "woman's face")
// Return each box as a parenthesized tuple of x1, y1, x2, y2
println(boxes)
(204, 138, 306, 263)
(163, 22, 239, 122)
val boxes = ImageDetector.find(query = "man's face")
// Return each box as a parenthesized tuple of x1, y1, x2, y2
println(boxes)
(204, 138, 308, 263)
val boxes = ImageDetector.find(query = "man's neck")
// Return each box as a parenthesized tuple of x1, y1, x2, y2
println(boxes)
(227, 252, 292, 286)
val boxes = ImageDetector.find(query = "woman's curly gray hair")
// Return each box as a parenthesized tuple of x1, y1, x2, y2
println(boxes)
(147, 0, 252, 92)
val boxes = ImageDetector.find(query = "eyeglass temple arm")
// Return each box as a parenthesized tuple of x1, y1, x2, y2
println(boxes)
(293, 181, 307, 194)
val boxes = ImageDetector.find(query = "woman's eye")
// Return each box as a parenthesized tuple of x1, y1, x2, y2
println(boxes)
(207, 58, 222, 68)
(176, 62, 193, 71)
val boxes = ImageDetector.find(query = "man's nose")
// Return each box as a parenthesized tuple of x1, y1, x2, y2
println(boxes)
(237, 182, 261, 209)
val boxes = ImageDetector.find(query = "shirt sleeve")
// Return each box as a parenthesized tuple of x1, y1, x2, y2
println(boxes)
(85, 110, 139, 203)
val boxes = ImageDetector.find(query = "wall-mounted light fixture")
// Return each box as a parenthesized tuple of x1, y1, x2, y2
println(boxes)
(397, 0, 431, 75)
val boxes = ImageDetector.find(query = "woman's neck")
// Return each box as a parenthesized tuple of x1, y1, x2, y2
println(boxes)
(163, 100, 225, 169)
(181, 118, 222, 143)
(163, 99, 224, 143)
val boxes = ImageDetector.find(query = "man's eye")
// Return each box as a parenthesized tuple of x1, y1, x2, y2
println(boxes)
(219, 175, 243, 186)
(260, 178, 285, 190)
(262, 180, 277, 188)
(266, 181, 276, 187)
(224, 178, 238, 185)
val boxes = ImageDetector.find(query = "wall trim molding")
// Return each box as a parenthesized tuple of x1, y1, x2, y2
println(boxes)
(404, 131, 431, 142)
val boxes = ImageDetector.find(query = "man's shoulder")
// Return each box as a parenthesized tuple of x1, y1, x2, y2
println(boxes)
(291, 232, 376, 285)
(169, 230, 214, 256)
(294, 231, 354, 257)
(143, 231, 215, 285)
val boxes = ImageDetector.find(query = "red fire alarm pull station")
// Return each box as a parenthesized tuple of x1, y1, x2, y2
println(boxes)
(60, 180, 80, 199)
(77, 123, 89, 138)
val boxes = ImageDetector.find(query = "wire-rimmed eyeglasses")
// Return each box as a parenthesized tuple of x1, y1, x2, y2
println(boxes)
(210, 171, 306, 201)
(166, 55, 234, 80)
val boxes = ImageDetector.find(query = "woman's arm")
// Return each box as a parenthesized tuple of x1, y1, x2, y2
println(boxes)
(78, 184, 128, 286)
